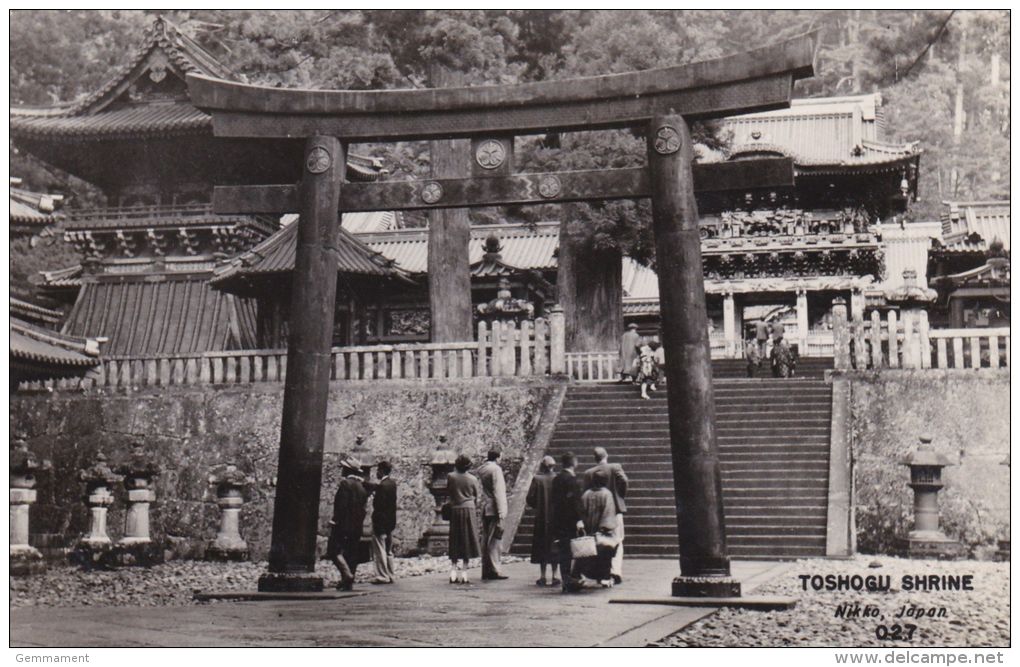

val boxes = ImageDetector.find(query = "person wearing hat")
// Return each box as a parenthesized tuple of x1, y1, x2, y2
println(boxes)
(478, 447, 509, 580)
(619, 323, 641, 383)
(327, 455, 369, 591)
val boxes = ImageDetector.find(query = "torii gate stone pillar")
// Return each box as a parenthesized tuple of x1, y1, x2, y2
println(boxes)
(188, 33, 815, 602)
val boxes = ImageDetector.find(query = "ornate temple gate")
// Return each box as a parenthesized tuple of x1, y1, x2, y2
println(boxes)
(187, 33, 816, 596)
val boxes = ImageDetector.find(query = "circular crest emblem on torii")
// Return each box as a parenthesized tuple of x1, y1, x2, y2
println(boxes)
(420, 181, 444, 204)
(538, 175, 562, 199)
(653, 126, 682, 155)
(305, 146, 333, 174)
(475, 140, 507, 170)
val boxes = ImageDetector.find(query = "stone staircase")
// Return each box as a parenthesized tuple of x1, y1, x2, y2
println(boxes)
(511, 358, 834, 560)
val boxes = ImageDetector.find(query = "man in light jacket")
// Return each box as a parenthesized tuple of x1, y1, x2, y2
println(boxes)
(478, 448, 509, 580)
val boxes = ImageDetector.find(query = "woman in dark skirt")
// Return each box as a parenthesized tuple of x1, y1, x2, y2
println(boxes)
(446, 454, 482, 584)
(526, 455, 559, 586)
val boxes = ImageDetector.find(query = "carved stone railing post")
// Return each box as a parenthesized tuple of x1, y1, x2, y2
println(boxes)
(832, 298, 851, 371)
(548, 305, 566, 375)
(206, 464, 253, 561)
(10, 436, 51, 575)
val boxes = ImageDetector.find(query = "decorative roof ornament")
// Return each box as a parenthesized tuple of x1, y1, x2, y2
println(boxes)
(885, 269, 937, 307)
(482, 233, 503, 261)
(477, 277, 535, 322)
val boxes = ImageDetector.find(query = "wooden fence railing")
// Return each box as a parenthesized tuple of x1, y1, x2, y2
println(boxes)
(18, 314, 566, 392)
(566, 351, 618, 382)
(831, 299, 1010, 371)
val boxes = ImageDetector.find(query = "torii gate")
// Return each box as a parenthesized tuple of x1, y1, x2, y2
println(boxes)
(187, 33, 816, 597)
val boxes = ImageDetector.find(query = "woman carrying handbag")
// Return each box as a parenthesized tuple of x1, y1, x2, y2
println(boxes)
(570, 469, 619, 588)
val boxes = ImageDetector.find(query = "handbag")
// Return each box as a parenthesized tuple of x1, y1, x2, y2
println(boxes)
(570, 535, 598, 559)
(440, 503, 451, 521)
(595, 532, 618, 550)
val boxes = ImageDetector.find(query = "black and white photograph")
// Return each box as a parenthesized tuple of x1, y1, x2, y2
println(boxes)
(7, 8, 1011, 656)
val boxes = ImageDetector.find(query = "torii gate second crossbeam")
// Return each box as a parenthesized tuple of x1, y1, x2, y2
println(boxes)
(187, 32, 816, 599)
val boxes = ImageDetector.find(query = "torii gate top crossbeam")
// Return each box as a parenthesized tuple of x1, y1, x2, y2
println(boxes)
(186, 33, 816, 142)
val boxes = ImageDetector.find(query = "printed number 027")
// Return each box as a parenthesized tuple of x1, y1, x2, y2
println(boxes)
(875, 624, 917, 641)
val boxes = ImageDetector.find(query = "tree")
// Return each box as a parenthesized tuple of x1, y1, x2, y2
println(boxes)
(363, 11, 523, 342)
(514, 10, 731, 351)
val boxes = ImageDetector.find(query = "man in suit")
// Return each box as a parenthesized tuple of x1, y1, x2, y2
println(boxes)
(367, 460, 397, 584)
(327, 455, 369, 591)
(478, 447, 509, 580)
(583, 447, 628, 583)
(551, 452, 585, 593)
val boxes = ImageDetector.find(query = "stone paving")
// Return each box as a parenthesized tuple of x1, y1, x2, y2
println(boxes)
(10, 559, 785, 648)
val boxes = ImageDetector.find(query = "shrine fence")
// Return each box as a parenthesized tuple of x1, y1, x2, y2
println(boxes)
(832, 306, 1010, 371)
(20, 316, 565, 392)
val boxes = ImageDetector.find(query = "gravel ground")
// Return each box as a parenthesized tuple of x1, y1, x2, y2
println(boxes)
(10, 555, 523, 608)
(659, 556, 1009, 648)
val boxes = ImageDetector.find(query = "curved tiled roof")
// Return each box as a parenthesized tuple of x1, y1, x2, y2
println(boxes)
(939, 200, 1010, 253)
(38, 264, 84, 290)
(722, 94, 920, 172)
(358, 222, 561, 275)
(11, 318, 101, 367)
(211, 219, 410, 291)
(10, 181, 64, 227)
(12, 102, 210, 141)
(62, 276, 256, 355)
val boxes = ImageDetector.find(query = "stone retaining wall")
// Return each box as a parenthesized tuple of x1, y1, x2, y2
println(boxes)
(11, 377, 566, 560)
(847, 369, 1010, 556)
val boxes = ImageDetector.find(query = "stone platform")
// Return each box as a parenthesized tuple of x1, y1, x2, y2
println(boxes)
(11, 559, 787, 648)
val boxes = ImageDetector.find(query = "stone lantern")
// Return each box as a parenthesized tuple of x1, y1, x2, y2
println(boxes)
(419, 434, 458, 556)
(206, 464, 253, 561)
(113, 441, 163, 566)
(72, 451, 122, 568)
(899, 436, 964, 559)
(10, 436, 51, 575)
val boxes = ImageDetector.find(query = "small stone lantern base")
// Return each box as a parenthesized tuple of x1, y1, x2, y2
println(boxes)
(896, 535, 966, 560)
(11, 539, 46, 576)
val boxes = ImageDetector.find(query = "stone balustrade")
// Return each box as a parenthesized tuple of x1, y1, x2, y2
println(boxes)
(18, 310, 566, 392)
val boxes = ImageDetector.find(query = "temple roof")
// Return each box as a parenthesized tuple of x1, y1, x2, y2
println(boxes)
(11, 317, 101, 374)
(210, 218, 412, 292)
(937, 200, 1010, 253)
(38, 264, 85, 291)
(358, 223, 561, 275)
(10, 296, 64, 328)
(11, 16, 233, 138)
(721, 94, 920, 174)
(9, 18, 384, 181)
(10, 178, 64, 232)
(933, 253, 1011, 289)
(62, 275, 257, 355)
